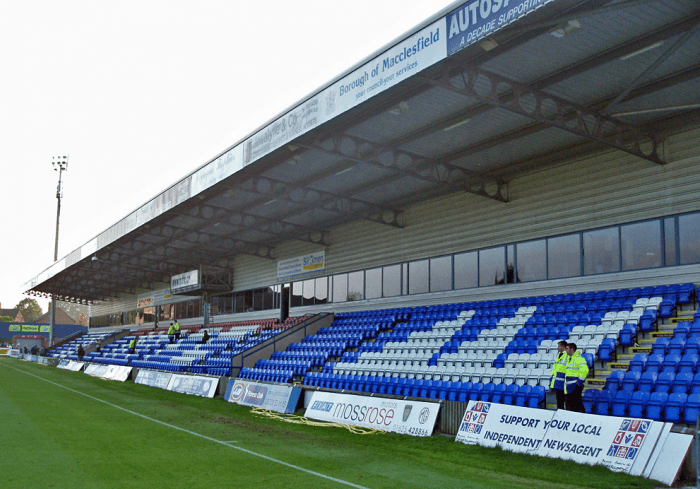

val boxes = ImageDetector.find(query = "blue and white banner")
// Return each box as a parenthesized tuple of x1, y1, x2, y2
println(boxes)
(167, 374, 219, 398)
(305, 391, 439, 437)
(455, 402, 659, 475)
(225, 379, 301, 414)
(537, 410, 654, 474)
(455, 401, 554, 452)
(134, 369, 173, 389)
(446, 0, 556, 56)
(277, 250, 326, 281)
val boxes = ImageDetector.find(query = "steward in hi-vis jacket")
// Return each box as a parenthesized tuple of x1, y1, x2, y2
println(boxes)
(549, 340, 568, 409)
(564, 343, 589, 413)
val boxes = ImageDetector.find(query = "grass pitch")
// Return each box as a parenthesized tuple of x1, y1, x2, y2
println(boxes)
(0, 358, 658, 489)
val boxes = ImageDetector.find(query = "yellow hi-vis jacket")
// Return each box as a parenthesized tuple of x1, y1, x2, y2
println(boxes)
(173, 321, 181, 332)
(564, 350, 589, 394)
(549, 351, 568, 391)
(168, 325, 176, 335)
(129, 338, 136, 349)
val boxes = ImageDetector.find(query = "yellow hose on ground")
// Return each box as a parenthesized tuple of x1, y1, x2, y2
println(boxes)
(250, 408, 386, 435)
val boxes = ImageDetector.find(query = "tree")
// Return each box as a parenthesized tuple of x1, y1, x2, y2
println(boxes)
(15, 298, 43, 322)
(57, 301, 88, 323)
(0, 315, 14, 323)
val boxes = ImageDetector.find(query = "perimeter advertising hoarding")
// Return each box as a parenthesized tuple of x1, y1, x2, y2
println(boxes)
(305, 392, 439, 437)
(455, 402, 659, 474)
(455, 401, 554, 452)
(537, 410, 655, 474)
(224, 379, 301, 414)
(167, 374, 219, 398)
(84, 363, 131, 381)
(134, 369, 173, 390)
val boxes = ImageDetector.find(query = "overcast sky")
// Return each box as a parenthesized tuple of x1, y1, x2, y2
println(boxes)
(0, 0, 458, 313)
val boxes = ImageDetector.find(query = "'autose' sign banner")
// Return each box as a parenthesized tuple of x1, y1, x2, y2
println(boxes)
(446, 0, 556, 56)
(305, 391, 439, 437)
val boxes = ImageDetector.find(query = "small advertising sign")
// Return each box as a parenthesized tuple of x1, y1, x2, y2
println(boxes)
(225, 379, 301, 414)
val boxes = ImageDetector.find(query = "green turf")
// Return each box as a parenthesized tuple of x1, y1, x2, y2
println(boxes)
(0, 358, 659, 489)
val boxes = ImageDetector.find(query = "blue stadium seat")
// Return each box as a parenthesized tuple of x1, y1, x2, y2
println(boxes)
(620, 370, 642, 392)
(662, 353, 682, 373)
(628, 391, 650, 418)
(637, 371, 658, 392)
(605, 370, 625, 391)
(502, 383, 519, 405)
(514, 385, 532, 407)
(594, 389, 614, 416)
(611, 390, 631, 417)
(527, 385, 546, 408)
(629, 353, 648, 372)
(646, 392, 668, 421)
(664, 393, 687, 423)
(679, 353, 699, 373)
(582, 390, 599, 413)
(683, 393, 700, 424)
(491, 383, 507, 404)
(478, 383, 495, 402)
(655, 371, 675, 393)
(645, 354, 665, 373)
(672, 371, 693, 394)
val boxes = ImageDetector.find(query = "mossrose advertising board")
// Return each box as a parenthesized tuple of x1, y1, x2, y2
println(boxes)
(305, 391, 439, 437)
(225, 379, 301, 414)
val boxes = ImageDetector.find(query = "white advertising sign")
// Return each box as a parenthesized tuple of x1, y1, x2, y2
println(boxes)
(277, 250, 325, 281)
(134, 369, 173, 389)
(305, 391, 439, 437)
(225, 379, 301, 414)
(455, 401, 554, 453)
(167, 374, 219, 398)
(536, 410, 654, 473)
(171, 269, 199, 292)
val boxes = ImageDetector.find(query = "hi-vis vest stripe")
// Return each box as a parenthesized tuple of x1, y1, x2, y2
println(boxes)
(550, 351, 568, 390)
(564, 351, 589, 394)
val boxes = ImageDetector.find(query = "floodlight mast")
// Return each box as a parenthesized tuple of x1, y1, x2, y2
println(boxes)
(49, 155, 68, 347)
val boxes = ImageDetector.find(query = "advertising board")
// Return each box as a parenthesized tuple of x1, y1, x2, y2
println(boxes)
(305, 391, 439, 437)
(134, 369, 173, 389)
(167, 374, 219, 398)
(455, 401, 554, 453)
(225, 379, 301, 414)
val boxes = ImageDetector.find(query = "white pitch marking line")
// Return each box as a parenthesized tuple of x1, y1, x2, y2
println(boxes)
(2, 363, 371, 489)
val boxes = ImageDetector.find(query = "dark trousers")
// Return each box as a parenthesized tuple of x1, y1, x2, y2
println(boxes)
(555, 389, 566, 409)
(565, 385, 586, 413)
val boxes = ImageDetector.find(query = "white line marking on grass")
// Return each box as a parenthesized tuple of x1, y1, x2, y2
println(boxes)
(3, 363, 371, 489)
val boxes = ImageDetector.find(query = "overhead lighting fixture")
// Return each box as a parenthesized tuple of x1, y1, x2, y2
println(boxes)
(335, 166, 354, 176)
(388, 101, 409, 115)
(443, 117, 471, 132)
(478, 38, 498, 51)
(549, 19, 580, 39)
(619, 41, 665, 61)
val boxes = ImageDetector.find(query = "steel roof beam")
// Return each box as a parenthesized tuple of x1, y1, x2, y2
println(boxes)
(229, 175, 404, 228)
(296, 134, 509, 202)
(423, 62, 665, 164)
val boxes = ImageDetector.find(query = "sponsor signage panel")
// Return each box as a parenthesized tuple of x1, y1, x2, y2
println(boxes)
(85, 364, 109, 378)
(536, 410, 653, 473)
(305, 392, 439, 437)
(0, 348, 9, 356)
(134, 369, 174, 389)
(277, 251, 326, 281)
(455, 401, 554, 452)
(225, 379, 301, 414)
(167, 374, 218, 398)
(446, 0, 556, 56)
(171, 269, 199, 293)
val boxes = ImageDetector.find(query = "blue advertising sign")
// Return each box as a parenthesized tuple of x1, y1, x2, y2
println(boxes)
(446, 0, 556, 56)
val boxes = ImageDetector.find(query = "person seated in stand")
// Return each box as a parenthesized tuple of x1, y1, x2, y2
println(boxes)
(200, 330, 209, 344)
(77, 344, 85, 361)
